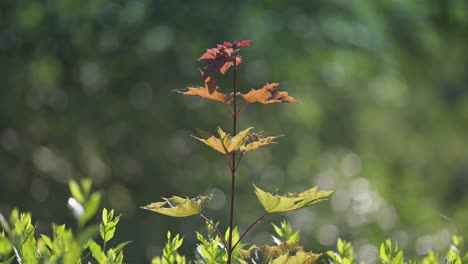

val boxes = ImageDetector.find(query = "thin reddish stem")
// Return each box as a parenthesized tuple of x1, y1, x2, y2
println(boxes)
(235, 152, 244, 172)
(236, 102, 249, 118)
(224, 154, 233, 172)
(225, 103, 235, 118)
(227, 53, 238, 264)
(199, 214, 228, 249)
(232, 212, 270, 251)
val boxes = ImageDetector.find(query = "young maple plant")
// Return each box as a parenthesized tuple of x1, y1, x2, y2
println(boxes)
(142, 40, 333, 264)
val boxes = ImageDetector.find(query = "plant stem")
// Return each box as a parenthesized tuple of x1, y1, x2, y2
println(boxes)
(232, 212, 269, 251)
(235, 152, 244, 172)
(236, 102, 248, 118)
(199, 214, 228, 249)
(227, 53, 238, 264)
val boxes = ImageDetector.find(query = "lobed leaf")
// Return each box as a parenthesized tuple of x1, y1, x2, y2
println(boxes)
(198, 40, 250, 79)
(254, 185, 333, 214)
(240, 134, 282, 152)
(141, 195, 212, 217)
(192, 127, 253, 154)
(239, 242, 320, 264)
(270, 251, 320, 264)
(240, 83, 296, 104)
(227, 127, 253, 152)
(176, 76, 228, 104)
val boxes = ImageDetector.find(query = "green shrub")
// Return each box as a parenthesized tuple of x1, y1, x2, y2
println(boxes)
(0, 179, 129, 264)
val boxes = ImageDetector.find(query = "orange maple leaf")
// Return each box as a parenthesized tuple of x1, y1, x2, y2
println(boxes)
(240, 83, 296, 104)
(176, 76, 227, 103)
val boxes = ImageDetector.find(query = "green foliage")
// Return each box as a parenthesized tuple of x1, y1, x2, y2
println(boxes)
(379, 239, 404, 264)
(68, 179, 102, 229)
(0, 209, 40, 263)
(327, 238, 357, 264)
(151, 220, 321, 264)
(151, 231, 187, 264)
(89, 208, 130, 264)
(271, 221, 300, 244)
(37, 224, 82, 264)
(0, 179, 129, 264)
(194, 223, 235, 264)
(239, 221, 320, 263)
(100, 208, 121, 246)
(325, 235, 468, 264)
(445, 236, 468, 264)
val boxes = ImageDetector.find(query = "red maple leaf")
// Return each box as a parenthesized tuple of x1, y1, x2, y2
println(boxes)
(198, 40, 251, 80)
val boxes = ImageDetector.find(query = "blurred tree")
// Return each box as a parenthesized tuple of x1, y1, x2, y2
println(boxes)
(1, 0, 467, 262)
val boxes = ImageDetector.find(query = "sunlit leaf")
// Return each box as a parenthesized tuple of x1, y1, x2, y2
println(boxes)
(141, 195, 212, 217)
(0, 236, 12, 255)
(113, 241, 131, 255)
(270, 252, 320, 264)
(80, 192, 101, 228)
(89, 240, 107, 264)
(240, 133, 282, 152)
(69, 180, 84, 204)
(193, 129, 227, 154)
(176, 76, 227, 103)
(254, 185, 333, 213)
(227, 127, 253, 152)
(239, 242, 320, 264)
(192, 127, 253, 154)
(240, 83, 296, 104)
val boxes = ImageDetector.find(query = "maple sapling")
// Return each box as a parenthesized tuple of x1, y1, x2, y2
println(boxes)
(142, 40, 332, 264)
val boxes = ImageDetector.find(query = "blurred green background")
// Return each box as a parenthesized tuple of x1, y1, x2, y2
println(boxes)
(1, 0, 468, 263)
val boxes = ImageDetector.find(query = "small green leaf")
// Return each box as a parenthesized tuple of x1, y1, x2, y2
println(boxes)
(81, 178, 93, 197)
(9, 209, 19, 228)
(288, 231, 300, 243)
(141, 195, 212, 217)
(115, 251, 124, 264)
(0, 236, 13, 255)
(453, 236, 464, 248)
(193, 129, 228, 154)
(79, 191, 101, 227)
(272, 223, 283, 237)
(40, 234, 53, 249)
(254, 185, 333, 213)
(337, 238, 344, 254)
(391, 251, 404, 264)
(107, 248, 116, 262)
(89, 240, 107, 264)
(113, 241, 132, 255)
(69, 180, 85, 204)
(102, 208, 108, 226)
(380, 242, 390, 263)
